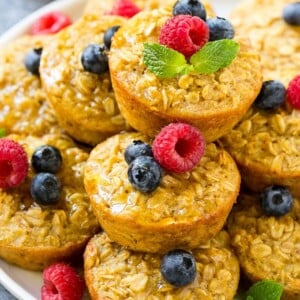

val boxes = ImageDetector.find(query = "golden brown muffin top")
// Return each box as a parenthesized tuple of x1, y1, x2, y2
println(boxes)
(84, 131, 240, 224)
(40, 14, 127, 133)
(0, 134, 99, 247)
(221, 106, 300, 173)
(109, 7, 262, 116)
(84, 231, 239, 300)
(0, 35, 61, 136)
(228, 192, 300, 296)
(230, 0, 300, 86)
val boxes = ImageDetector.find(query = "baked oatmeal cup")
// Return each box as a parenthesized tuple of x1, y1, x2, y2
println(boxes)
(0, 134, 99, 271)
(109, 6, 262, 142)
(230, 0, 300, 86)
(227, 193, 300, 300)
(84, 230, 240, 300)
(40, 14, 130, 146)
(220, 106, 300, 197)
(0, 35, 61, 137)
(84, 131, 241, 253)
(84, 0, 215, 17)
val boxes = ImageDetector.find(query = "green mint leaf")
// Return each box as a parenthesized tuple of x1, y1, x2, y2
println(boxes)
(245, 280, 283, 300)
(190, 39, 239, 74)
(142, 43, 190, 78)
(0, 128, 6, 138)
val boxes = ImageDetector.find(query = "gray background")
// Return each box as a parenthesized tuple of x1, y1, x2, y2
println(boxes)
(0, 1, 54, 298)
(0, 0, 54, 33)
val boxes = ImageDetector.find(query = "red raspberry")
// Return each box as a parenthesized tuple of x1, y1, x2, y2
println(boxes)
(152, 123, 206, 173)
(0, 139, 29, 189)
(41, 262, 85, 300)
(30, 12, 72, 35)
(106, 0, 141, 18)
(286, 74, 300, 109)
(159, 15, 209, 58)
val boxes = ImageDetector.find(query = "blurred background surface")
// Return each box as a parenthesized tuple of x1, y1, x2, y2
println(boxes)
(0, 0, 53, 34)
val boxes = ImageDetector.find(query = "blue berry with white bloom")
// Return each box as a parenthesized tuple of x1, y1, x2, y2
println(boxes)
(160, 249, 197, 287)
(282, 2, 300, 26)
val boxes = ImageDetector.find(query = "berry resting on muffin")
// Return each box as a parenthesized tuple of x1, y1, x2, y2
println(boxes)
(160, 249, 197, 287)
(30, 11, 72, 35)
(254, 80, 286, 110)
(286, 74, 300, 109)
(143, 12, 238, 78)
(0, 139, 29, 189)
(24, 48, 43, 76)
(106, 0, 141, 18)
(152, 122, 206, 173)
(260, 186, 293, 217)
(173, 0, 207, 20)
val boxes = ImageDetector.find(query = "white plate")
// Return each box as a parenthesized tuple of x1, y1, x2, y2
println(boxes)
(0, 0, 239, 299)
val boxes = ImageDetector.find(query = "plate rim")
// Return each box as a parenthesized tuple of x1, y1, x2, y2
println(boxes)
(0, 0, 85, 47)
(0, 268, 36, 300)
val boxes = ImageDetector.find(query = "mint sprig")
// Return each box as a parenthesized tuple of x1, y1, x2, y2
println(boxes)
(0, 128, 6, 138)
(190, 39, 239, 74)
(234, 280, 283, 300)
(246, 280, 283, 300)
(143, 43, 191, 78)
(142, 39, 239, 78)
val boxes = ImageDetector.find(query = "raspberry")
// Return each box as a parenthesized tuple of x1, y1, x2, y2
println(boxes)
(152, 123, 205, 173)
(159, 15, 209, 58)
(106, 0, 141, 18)
(41, 262, 85, 300)
(0, 139, 29, 189)
(286, 74, 300, 109)
(30, 12, 72, 35)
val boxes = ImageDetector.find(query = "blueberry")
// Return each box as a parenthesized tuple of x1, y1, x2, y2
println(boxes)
(254, 80, 286, 110)
(30, 172, 61, 205)
(282, 2, 300, 26)
(128, 156, 162, 193)
(206, 17, 235, 41)
(81, 44, 108, 74)
(24, 48, 43, 76)
(160, 249, 197, 287)
(260, 186, 293, 217)
(173, 0, 207, 21)
(31, 145, 62, 174)
(124, 140, 153, 164)
(104, 25, 121, 49)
